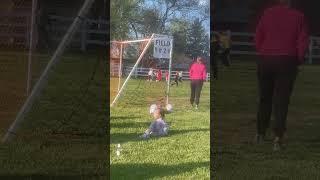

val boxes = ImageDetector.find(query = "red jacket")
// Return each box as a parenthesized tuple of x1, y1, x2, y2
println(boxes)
(189, 63, 206, 80)
(156, 70, 162, 80)
(255, 5, 309, 64)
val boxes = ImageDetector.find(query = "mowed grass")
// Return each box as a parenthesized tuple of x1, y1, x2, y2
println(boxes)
(213, 56, 320, 180)
(0, 52, 107, 179)
(110, 78, 210, 179)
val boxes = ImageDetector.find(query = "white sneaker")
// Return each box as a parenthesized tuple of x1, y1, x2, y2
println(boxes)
(195, 105, 198, 110)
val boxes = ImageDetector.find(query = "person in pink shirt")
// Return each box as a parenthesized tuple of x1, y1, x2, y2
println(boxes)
(189, 57, 207, 109)
(254, 0, 309, 151)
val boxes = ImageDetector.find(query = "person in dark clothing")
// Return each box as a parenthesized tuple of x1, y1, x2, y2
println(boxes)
(37, 1, 51, 50)
(219, 30, 231, 67)
(178, 71, 183, 82)
(254, 0, 309, 151)
(212, 33, 220, 79)
(171, 71, 179, 86)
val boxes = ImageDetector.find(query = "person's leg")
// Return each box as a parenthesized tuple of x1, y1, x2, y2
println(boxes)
(195, 80, 204, 106)
(225, 48, 231, 66)
(257, 59, 274, 138)
(221, 49, 230, 66)
(190, 80, 196, 105)
(212, 54, 218, 79)
(273, 60, 298, 139)
(212, 43, 220, 79)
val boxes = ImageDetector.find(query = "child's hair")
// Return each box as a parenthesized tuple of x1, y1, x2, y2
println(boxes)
(154, 97, 168, 118)
(158, 108, 166, 118)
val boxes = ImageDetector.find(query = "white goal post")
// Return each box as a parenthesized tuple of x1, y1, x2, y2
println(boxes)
(2, 0, 96, 143)
(110, 33, 174, 107)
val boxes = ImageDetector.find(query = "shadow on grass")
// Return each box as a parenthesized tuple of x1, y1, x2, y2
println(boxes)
(0, 174, 106, 180)
(169, 128, 209, 136)
(111, 128, 209, 144)
(111, 161, 209, 179)
(111, 121, 149, 129)
(111, 116, 141, 121)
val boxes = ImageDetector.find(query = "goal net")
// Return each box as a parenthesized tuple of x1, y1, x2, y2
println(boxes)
(110, 34, 173, 108)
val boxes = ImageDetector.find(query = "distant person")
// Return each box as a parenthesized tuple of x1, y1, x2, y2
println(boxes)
(36, 1, 51, 50)
(212, 33, 220, 79)
(189, 57, 207, 109)
(178, 71, 183, 82)
(219, 30, 232, 66)
(171, 71, 179, 86)
(255, 0, 309, 151)
(156, 69, 162, 82)
(165, 70, 169, 82)
(147, 68, 153, 81)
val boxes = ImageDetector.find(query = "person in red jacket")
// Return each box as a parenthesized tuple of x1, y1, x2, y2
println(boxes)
(189, 57, 207, 109)
(156, 69, 162, 82)
(254, 0, 309, 151)
(165, 70, 169, 82)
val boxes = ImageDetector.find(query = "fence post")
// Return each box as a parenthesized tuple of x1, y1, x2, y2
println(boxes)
(81, 18, 87, 51)
(308, 37, 313, 64)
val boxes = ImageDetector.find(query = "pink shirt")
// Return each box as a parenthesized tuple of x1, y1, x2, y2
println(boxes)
(255, 5, 309, 63)
(189, 63, 206, 80)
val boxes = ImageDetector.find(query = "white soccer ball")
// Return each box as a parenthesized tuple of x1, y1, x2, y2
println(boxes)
(166, 104, 173, 112)
(149, 104, 157, 114)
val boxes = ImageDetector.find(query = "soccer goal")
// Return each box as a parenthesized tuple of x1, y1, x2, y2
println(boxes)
(2, 0, 98, 143)
(110, 34, 173, 107)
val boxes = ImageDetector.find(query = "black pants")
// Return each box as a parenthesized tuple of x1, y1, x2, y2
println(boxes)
(221, 48, 231, 66)
(190, 80, 204, 105)
(212, 43, 220, 79)
(171, 78, 179, 86)
(257, 56, 299, 138)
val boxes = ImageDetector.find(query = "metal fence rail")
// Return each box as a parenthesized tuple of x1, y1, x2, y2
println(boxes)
(48, 15, 107, 51)
(0, 12, 107, 50)
(214, 31, 320, 64)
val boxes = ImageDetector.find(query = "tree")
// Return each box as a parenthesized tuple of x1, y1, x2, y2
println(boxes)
(170, 19, 189, 54)
(147, 0, 200, 32)
(110, 0, 143, 40)
(186, 18, 208, 58)
(137, 9, 162, 37)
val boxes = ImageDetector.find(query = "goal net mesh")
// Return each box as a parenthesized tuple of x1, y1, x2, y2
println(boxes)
(110, 38, 170, 109)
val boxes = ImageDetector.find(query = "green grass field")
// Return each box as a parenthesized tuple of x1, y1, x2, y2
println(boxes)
(213, 57, 320, 179)
(110, 79, 210, 179)
(0, 52, 107, 179)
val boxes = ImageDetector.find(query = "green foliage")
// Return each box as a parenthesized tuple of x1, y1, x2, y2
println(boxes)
(110, 0, 210, 63)
(186, 18, 209, 58)
(138, 9, 162, 36)
(170, 19, 189, 54)
(110, 0, 142, 40)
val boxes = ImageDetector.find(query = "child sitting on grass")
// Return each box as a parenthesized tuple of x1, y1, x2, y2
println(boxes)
(140, 104, 169, 139)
